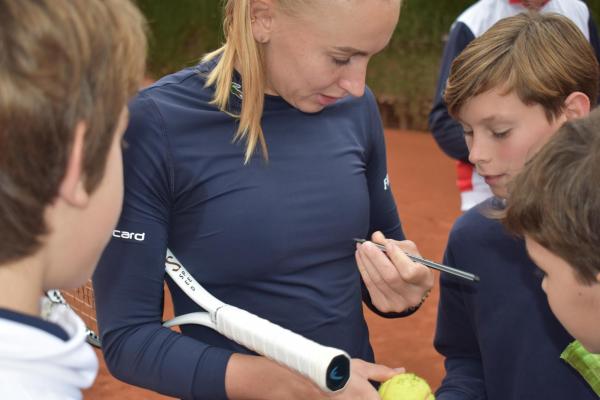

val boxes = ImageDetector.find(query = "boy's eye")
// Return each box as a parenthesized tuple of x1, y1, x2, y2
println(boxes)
(463, 130, 473, 137)
(492, 129, 511, 139)
(332, 57, 351, 66)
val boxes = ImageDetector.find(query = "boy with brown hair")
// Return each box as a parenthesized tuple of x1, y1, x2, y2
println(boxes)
(504, 108, 600, 394)
(434, 11, 599, 399)
(428, 0, 600, 212)
(0, 0, 146, 398)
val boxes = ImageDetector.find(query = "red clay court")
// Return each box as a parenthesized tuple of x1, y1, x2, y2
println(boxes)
(85, 129, 461, 399)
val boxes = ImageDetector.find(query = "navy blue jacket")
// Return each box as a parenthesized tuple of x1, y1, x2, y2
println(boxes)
(429, 0, 600, 162)
(93, 59, 406, 399)
(435, 198, 596, 399)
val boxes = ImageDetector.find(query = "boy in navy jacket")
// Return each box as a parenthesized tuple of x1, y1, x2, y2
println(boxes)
(435, 12, 599, 399)
(504, 107, 600, 395)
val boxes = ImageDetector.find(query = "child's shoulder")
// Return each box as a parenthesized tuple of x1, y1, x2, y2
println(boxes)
(448, 197, 508, 248)
(452, 197, 498, 228)
(446, 198, 528, 274)
(455, 0, 508, 38)
(0, 302, 97, 397)
(456, 0, 591, 40)
(0, 307, 68, 343)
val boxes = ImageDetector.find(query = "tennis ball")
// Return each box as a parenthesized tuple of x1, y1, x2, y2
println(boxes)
(378, 373, 435, 400)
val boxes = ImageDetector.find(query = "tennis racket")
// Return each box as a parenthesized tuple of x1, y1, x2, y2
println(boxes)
(46, 249, 351, 393)
(46, 284, 102, 348)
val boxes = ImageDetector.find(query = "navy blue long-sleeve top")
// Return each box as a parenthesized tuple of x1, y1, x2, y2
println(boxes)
(92, 59, 405, 399)
(434, 198, 596, 399)
(428, 0, 600, 162)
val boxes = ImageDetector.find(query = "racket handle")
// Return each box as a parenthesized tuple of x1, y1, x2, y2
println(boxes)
(216, 305, 350, 393)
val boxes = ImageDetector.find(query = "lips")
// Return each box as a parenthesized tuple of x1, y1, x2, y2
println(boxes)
(318, 94, 341, 106)
(481, 174, 504, 186)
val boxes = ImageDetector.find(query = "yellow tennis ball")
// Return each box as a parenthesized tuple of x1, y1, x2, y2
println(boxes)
(378, 373, 435, 400)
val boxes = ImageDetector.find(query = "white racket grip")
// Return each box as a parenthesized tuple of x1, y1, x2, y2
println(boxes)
(215, 304, 350, 392)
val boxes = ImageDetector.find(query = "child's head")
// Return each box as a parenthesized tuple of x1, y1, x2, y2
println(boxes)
(0, 0, 146, 287)
(504, 108, 600, 353)
(444, 12, 598, 198)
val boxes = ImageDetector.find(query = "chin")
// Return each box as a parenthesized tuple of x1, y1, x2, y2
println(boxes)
(296, 102, 324, 114)
(581, 340, 600, 354)
(490, 187, 508, 199)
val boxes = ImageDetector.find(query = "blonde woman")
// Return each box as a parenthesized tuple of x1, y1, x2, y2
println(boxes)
(93, 1, 433, 399)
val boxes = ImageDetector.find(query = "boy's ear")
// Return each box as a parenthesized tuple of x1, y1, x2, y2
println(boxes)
(595, 272, 600, 285)
(250, 0, 274, 44)
(563, 92, 590, 121)
(58, 121, 89, 208)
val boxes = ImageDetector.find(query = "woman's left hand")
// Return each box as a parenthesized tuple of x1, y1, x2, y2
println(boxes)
(355, 231, 434, 313)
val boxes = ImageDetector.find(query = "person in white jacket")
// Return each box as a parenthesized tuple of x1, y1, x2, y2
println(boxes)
(0, 0, 147, 398)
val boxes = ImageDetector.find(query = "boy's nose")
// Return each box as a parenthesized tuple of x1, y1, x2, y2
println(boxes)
(467, 134, 491, 165)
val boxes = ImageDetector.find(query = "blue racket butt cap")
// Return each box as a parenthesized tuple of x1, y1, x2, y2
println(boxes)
(326, 354, 350, 391)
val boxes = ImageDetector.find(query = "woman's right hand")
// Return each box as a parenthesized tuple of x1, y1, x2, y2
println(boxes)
(329, 358, 404, 400)
(225, 354, 403, 400)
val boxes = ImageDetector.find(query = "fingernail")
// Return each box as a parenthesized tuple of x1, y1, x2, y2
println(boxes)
(394, 367, 405, 373)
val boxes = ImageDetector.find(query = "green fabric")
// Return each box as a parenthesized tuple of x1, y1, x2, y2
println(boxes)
(561, 340, 600, 396)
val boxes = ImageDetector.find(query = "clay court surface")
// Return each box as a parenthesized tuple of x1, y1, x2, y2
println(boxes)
(84, 129, 461, 399)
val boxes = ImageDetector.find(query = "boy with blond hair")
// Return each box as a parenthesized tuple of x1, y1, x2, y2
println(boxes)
(435, 12, 599, 399)
(0, 0, 146, 398)
(504, 108, 600, 394)
(429, 0, 600, 211)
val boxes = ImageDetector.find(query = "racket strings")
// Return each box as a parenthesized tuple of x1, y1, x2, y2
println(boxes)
(60, 280, 99, 337)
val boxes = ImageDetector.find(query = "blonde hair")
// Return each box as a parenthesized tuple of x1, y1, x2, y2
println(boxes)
(444, 12, 599, 121)
(204, 0, 265, 163)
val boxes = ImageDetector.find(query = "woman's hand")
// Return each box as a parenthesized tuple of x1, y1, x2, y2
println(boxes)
(225, 354, 403, 399)
(328, 358, 403, 400)
(355, 231, 434, 313)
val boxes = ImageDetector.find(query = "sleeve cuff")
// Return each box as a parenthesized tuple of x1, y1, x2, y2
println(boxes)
(190, 346, 234, 400)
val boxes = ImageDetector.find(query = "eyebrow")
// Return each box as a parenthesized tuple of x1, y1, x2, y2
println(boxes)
(332, 46, 369, 57)
(480, 115, 512, 124)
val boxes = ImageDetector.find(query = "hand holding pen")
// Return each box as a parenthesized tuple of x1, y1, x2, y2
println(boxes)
(355, 232, 436, 314)
(355, 232, 480, 315)
(354, 238, 479, 283)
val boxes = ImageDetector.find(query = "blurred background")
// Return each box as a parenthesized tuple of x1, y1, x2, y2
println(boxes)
(137, 0, 600, 131)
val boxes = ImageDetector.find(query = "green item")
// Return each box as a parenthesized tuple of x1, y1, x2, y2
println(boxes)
(561, 340, 600, 396)
(378, 373, 435, 400)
